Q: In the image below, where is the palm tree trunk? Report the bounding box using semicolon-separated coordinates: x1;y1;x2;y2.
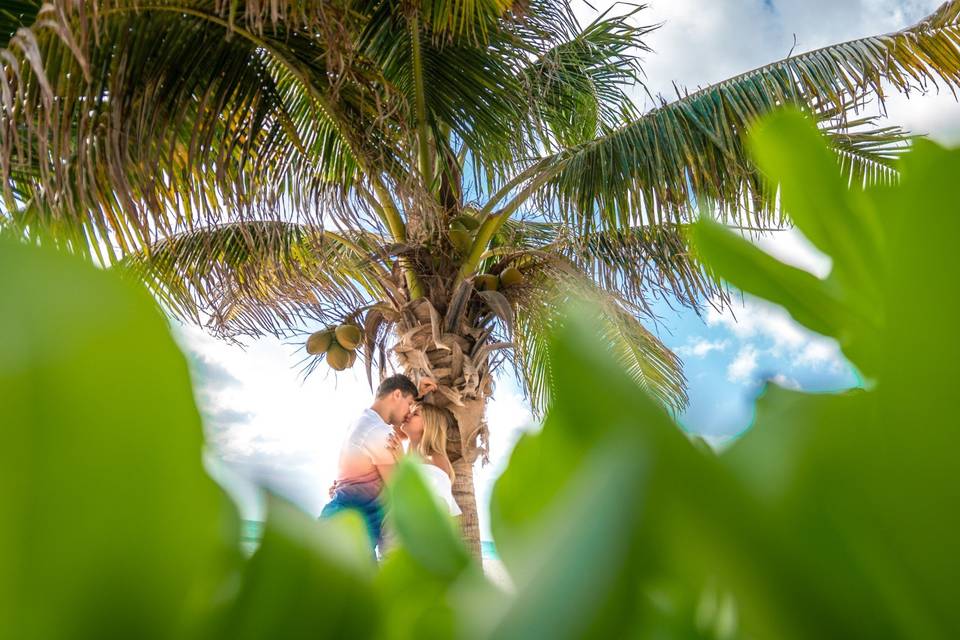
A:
394;298;492;560
451;456;481;559
416;392;487;562
443;396;487;560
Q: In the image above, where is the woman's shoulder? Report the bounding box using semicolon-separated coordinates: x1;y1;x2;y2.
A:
415;459;452;483
426;454;454;480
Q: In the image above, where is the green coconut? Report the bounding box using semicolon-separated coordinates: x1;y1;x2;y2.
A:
449;227;473;254
346;349;358;367
327;343;352;371
499;266;524;288
452;213;481;231
475;273;500;291
306;328;334;355
335;324;363;350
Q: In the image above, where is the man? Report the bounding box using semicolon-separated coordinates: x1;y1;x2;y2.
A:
319;374;435;551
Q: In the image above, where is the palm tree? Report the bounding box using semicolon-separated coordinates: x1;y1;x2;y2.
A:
1;0;958;554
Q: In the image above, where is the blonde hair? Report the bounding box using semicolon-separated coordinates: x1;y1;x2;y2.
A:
414;404;455;481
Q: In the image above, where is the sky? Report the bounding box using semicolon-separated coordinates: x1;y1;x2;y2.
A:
184;0;960;539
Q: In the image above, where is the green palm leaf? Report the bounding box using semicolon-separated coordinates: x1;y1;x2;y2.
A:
0;1;38;48
0;2;407;248
485;219;722;313
526;1;959;231
120;221;392;338
556;224;724;312
519;5;652;148
511;257;687;413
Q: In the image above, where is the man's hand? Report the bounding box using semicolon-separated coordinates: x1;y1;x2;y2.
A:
417;378;438;398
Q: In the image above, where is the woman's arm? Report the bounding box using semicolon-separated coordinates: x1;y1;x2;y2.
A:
434;453;455;482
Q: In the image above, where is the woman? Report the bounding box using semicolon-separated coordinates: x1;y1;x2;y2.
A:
394;403;461;516
376;403;460;558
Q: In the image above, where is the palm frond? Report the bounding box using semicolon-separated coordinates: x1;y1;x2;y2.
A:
519;5;653;148
510;256;687;413
486;219;721;313
491;217;559;250
388;15;530;173
822;116;908;188
0;1;38;48
527;1;960;232
419;0;514;43
556;223;724;312
0;2;406;253
119;220;392;339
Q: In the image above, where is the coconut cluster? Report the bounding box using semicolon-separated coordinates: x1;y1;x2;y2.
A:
475;266;524;291
306;324;362;371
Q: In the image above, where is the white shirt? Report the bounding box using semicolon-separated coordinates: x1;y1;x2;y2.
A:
417;462;462;516
335;408;396;483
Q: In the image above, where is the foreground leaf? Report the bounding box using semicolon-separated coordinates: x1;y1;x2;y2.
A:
0;240;241;639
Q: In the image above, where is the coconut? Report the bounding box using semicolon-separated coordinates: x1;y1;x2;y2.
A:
449;227;473;254
499;266;524;287
306;328;334;354
327;343;352;371
335;324;363;350
475;273;499;291
452;213;481;231
346;349;358;367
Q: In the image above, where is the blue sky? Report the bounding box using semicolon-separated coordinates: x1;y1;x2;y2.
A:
184;0;960;538
654;292;860;442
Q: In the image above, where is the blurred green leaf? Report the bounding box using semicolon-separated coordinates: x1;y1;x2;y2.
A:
376;460;481;640
501;309;853;640
0;240;241;639
214;497;379;640
489;435;645;639
694;109;892;374
376;548;461;640
749;110;884;304
386;459;471;579
710;111;960;637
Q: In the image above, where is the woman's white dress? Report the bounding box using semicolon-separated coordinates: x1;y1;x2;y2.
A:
376;461;461;559
417;462;461;516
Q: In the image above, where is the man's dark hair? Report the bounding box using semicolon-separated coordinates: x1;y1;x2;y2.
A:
376;374;418;399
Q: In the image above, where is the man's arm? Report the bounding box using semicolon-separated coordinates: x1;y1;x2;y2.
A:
369;429;403;484
375;462;396;483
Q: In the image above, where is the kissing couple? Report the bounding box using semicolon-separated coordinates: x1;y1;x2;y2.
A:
319;374;460;556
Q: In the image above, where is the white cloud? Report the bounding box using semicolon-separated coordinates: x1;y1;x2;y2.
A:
792;340;845;372
704;290;851;391
727;345;760;383
706;294;848;375
676;337;731;358
173;323;373;515
706;296;806;350
770;373;802;390
749;228;832;278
